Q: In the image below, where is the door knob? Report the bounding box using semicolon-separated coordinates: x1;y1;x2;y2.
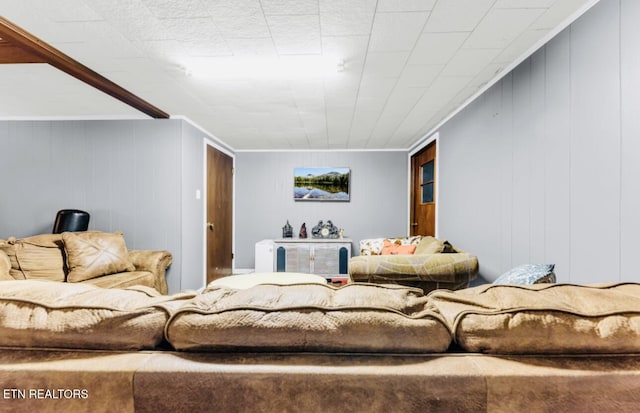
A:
207;222;214;231
411;222;418;226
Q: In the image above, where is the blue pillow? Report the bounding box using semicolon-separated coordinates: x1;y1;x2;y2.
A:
493;264;556;285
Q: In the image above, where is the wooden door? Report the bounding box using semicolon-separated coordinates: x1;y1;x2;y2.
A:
206;144;233;284
410;141;436;236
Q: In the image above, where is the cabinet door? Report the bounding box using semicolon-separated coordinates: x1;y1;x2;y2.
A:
311;244;340;275
284;244;311;273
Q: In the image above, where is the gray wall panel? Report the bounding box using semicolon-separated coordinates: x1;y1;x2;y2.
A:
234;151;408;269
511;61;534;268
543;29;572;282
436;0;631;283
569;0;620;283
620;0;640;281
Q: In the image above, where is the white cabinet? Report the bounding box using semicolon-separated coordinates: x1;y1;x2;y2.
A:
255;238;352;280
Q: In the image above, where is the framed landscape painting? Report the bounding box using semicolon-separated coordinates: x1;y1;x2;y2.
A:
293;167;350;202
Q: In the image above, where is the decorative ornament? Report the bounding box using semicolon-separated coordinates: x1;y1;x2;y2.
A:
312;220;340;239
282;220;293;238
299;223;307;239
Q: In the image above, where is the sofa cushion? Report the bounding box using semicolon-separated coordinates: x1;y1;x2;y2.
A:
429;283;640;354
166;283;451;353
0;251;11;280
413;236;444;254
63;231;135;282
0;234;66;281
80;270;158;290
208;272;327;289
0;280;195;350
493;263;556;285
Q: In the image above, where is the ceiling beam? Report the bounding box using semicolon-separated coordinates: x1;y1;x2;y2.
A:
0;16;169;119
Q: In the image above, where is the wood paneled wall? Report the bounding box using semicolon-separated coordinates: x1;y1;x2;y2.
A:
437;0;639;283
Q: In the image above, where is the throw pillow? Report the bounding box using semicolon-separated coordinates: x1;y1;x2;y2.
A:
0;234;66;281
493;264;556;285
414;236;445;254
381;240;417;255
63;231;135;282
359;238;385;255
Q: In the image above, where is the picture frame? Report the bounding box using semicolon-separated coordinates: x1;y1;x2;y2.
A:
293;167;350;202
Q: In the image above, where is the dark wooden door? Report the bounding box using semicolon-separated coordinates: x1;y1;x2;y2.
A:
206;144;233;284
410;141;436;236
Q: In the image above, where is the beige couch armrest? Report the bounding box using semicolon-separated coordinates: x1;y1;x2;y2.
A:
128;250;172;294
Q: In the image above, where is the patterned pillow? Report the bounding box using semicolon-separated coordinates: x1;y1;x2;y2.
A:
493;264;556;285
359;238;385;256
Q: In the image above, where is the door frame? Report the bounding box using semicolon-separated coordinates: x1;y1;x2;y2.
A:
407;131;440;237
202;138;235;287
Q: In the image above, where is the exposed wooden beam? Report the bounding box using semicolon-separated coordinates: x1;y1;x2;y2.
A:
0;16;169;119
0;43;46;63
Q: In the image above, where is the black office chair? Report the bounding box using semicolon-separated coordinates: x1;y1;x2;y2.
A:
52;209;90;233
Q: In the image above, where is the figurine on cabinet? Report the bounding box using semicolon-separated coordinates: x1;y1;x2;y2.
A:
282;220;293;238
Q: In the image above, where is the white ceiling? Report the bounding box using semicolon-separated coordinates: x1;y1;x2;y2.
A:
0;0;598;150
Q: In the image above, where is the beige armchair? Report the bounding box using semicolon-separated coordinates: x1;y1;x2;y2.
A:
349;236;478;293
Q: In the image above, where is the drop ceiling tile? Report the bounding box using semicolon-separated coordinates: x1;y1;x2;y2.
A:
225;38;278;56
140;0;211;19
141;39;228;65
323;73;362;98
394;75;472;140
530;0;593;30
38;0;104;21
464;8;546;49
325;104;356;143
493;29;547;64
425;0;494;32
494;0;556;8
83;0;162;40
204;0;271;38
369;12;429;52
0;65;138;115
398;64;442;87
267;14;321;54
441;48;502;77
154;18;222;42
320;0;377;36
321;36;369;72
357;77;397;99
181;38;235;57
368;87;425;145
6;18;78;44
362;52;410;78
377;0;437;12
261;0;319;15
51;22;143;60
299;111;327;130
409;32;469;65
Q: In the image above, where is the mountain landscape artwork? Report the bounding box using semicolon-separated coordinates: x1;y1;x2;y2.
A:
294;167;350;202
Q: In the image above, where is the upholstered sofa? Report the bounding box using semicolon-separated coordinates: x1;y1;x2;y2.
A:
0;231;171;294
1;278;640;412
349;236;479;292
